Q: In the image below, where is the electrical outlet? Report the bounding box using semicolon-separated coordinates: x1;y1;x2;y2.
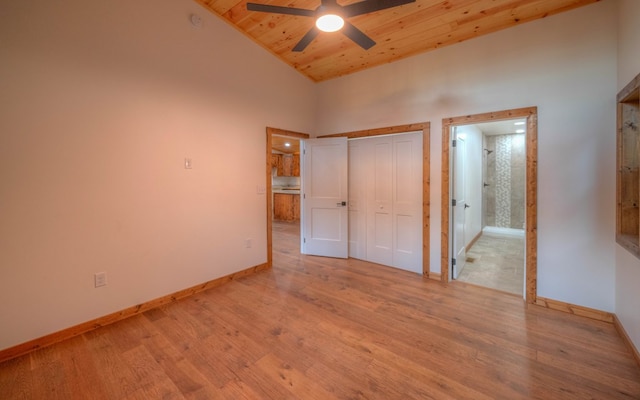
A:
245;238;252;248
95;272;107;288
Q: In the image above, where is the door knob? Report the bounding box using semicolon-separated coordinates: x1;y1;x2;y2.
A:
464;204;470;209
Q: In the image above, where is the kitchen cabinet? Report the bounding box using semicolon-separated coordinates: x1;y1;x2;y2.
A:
272;153;300;177
283;154;300;176
273;193;300;221
291;154;300;176
271;154;281;170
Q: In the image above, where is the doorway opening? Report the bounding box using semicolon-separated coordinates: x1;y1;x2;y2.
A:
441;107;538;303
450;120;527;295
266;128;309;268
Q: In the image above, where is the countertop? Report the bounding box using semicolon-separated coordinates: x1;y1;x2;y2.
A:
272;186;300;195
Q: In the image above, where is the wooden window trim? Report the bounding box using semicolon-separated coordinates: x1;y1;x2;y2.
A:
617;73;640;259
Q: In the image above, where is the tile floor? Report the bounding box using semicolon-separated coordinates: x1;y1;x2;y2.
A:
456;233;525;295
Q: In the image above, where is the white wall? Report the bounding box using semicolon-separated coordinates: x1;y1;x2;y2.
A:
615;0;640;352
316;1;618;312
0;0;315;350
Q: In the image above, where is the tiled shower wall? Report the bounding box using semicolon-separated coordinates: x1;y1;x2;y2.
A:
484;134;525;229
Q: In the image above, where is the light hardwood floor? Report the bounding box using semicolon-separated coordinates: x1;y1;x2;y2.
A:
1;221;639;399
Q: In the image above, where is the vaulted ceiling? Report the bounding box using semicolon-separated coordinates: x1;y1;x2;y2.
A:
195;0;600;82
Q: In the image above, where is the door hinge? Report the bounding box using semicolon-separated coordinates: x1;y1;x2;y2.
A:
452;199;457;207
452;258;456;266
452;139;457;147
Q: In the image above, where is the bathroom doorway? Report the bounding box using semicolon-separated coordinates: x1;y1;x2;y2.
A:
453;120;527;295
441;107;538;303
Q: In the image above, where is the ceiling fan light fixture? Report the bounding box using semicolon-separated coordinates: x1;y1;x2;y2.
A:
316;14;344;32
246;0;416;51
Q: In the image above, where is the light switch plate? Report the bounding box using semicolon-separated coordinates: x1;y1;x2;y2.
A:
95;272;107;288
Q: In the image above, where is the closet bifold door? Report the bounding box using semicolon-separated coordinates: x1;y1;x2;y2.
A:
391;133;423;272
366;136;394;266
348;132;423;273
348;141;368;260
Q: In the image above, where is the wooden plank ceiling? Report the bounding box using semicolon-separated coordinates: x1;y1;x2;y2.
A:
272;135;300;153
195;0;600;82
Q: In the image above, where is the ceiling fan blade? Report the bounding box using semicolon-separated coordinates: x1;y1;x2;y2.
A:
342;0;415;18
293;27;320;52
342;22;375;50
246;3;315;17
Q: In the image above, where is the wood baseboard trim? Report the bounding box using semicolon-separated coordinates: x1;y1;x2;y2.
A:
0;263;269;364
613;314;640;368
427;272;441;281
534;296;614;323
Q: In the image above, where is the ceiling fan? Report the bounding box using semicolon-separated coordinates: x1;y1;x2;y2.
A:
246;0;416;52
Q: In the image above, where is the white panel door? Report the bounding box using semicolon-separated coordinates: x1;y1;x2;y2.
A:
392;132;423;272
348;141;367;259
301;137;348;258
366;137;393;266
452;133;467;279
